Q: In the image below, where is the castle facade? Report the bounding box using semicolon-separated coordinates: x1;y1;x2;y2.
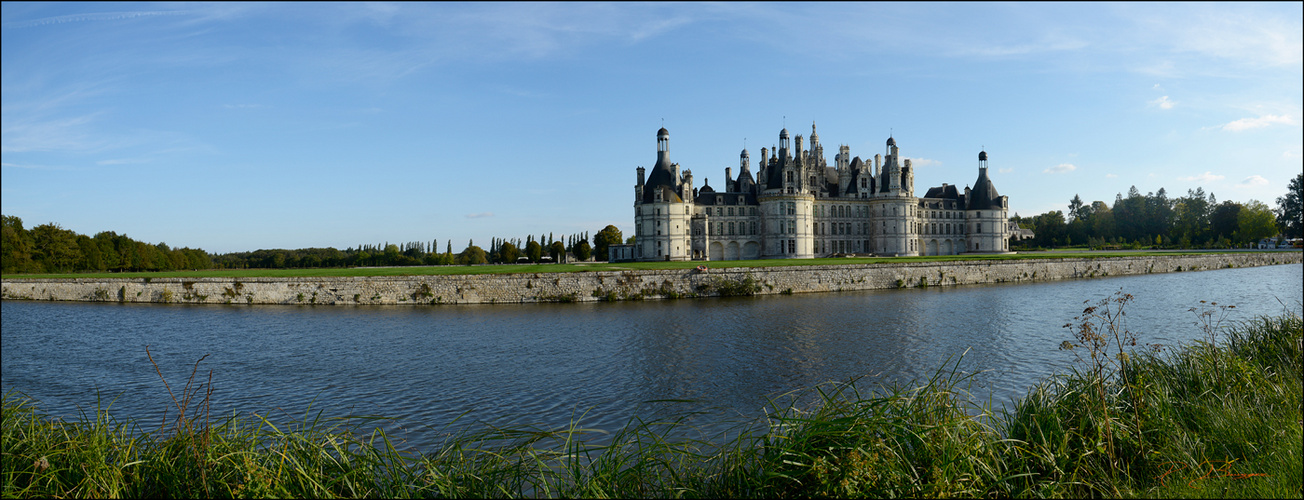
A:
632;124;1011;261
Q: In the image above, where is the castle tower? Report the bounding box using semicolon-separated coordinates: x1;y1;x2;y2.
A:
886;136;902;194
964;149;1011;254
759;126;814;259
868;136;918;256
633;127;693;261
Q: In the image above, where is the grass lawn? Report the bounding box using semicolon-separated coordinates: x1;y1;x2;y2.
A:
1;250;1259;280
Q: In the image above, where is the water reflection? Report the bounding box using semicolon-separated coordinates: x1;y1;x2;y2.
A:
3;263;1300;450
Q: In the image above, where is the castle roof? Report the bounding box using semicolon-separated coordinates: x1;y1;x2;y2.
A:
923;184;961;199
643;128;680;203
966;169;1002;210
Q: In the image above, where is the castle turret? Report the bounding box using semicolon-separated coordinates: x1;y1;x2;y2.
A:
964;149;1010;254
635;127;693;261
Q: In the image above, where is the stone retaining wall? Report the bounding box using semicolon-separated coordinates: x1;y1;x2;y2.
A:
3;252;1299;306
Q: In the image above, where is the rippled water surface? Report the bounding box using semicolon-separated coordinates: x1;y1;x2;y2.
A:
3;263;1300;450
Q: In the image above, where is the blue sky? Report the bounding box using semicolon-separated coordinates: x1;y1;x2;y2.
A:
3;2;1300;254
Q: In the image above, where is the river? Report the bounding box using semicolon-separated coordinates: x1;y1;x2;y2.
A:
3;263;1300;450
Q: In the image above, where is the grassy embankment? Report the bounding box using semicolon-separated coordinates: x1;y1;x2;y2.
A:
1;250;1258;280
3;300;1300;498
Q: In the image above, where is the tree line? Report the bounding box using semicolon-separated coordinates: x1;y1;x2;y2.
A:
2;216;212;274
2;216;631;274
1012;173;1303;249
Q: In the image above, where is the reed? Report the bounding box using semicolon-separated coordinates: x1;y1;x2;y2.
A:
3;309;1300;498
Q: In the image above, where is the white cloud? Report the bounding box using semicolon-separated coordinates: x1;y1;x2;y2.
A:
1177;171;1225;183
906;157;939;167
1236;175;1269;187
1105;173;1118;178
998;168;1014;174
1148;95;1175;109
1220;114;1298;131
466;212;494;219
1044;163;1076;174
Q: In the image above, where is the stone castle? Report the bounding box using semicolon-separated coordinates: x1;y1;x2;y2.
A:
630;124;1011;261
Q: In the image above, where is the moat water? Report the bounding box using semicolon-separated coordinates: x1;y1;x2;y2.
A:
3;263;1301;451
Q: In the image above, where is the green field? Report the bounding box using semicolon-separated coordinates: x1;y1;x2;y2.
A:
0;250;1250;280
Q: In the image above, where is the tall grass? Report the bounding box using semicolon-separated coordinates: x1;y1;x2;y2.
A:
4;308;1301;498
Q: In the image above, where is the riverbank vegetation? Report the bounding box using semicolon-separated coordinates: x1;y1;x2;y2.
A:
4;302;1300;498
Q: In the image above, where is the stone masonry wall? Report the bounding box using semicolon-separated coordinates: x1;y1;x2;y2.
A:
3;252;1299;306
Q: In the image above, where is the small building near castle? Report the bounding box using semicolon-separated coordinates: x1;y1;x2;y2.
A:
631;124;1011;261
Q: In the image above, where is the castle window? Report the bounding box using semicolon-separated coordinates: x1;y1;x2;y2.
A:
727;207;735;216
789;221;796;233
749;207;757;216
751;222;756;234
786;172;793;182
656;209;661;215
787;203;796;215
716;207;722;216
728;222;735;235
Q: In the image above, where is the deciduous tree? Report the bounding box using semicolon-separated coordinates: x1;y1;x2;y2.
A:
1277;173;1303;238
593;225;623;261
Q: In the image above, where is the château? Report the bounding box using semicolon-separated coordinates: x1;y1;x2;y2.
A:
629;124;1012;261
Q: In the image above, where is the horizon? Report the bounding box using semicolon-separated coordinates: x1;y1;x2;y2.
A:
3;2;1301;254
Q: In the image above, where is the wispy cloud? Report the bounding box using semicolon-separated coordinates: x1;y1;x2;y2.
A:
1149;95;1176;109
998;168;1014;174
1;161;71;170
1220;114;1298;131
466;212;494;219
0;113;104;153
1129;4;1303;69
1044;163;1076;174
906;157;939;167
1178;171;1225;183
1;10;189;29
95;158;147;166
1105;173;1118;178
